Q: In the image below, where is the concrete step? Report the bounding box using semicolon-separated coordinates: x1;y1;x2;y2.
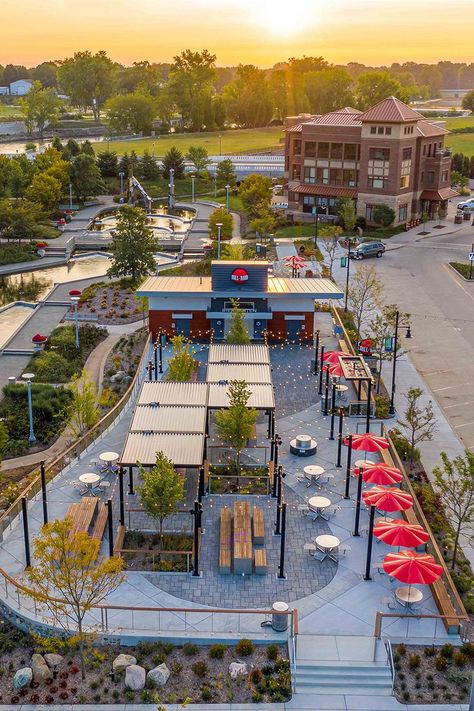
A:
293;684;393;696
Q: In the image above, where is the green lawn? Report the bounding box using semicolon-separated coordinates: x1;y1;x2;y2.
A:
214;194;245;211
0;104;22;119
445;134;474;155
444;116;474;130
93;127;284;157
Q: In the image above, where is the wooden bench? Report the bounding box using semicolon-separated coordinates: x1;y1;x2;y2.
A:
219;507;231;574
65;503;79;521
70;497;98;536
254;548;267;575
252;506;265;546
91;504;109;542
233;501;252;574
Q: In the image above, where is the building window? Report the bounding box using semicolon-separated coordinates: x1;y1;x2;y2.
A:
426;171;435;185
330;142;343;159
403;148;412;161
329;168;343;185
304;166;316;183
370;126;377;134
317;142;329;158
421;171;424;182
316;167;329;184
368;177;388;189
291;166;300;180
305;141;316;158
378;126;384;134
303;195;315;207
293;139;301;155
369;147;390;161
344;143;357;160
423;145;426;155
400;175;410;189
385;127;392;135
442;170;448;181
343;169;357;187
399;204;408;222
404;126;414;135
366;205;374;221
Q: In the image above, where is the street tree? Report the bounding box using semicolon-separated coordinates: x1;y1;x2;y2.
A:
186;146;210;174
461;90;474;115
367;305;410;393
96;150;119;177
433;450;474;569
239;174;272;219
226;299;250;344
337;197;357;232
104;92;156;134
137;451;185;542
162;146;185;179
108;205;157;285
355;71;410;109
70;154;105;202
209;206;233;241
398;387;437;464
348;265;384;339
24;518;124;678
166;335;195;381
216;158;236;188
68;370;100;436
21;81;60;139
322;233;341;278
25;172;62;212
373;204;395;228
215;380;257;472
58;50;117;119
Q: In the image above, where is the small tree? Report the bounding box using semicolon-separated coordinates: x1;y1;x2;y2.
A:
419;211;430;233
336;197;357;232
24;519;124;678
226;299;250;344
162;146;185;179
137;451;185;541
108;205;157;285
186;146;210;174
367;305;410;393
215;380;257;471
322;233;340;278
433;450;474;569
398;387;437;464
166;335;195;381
0;420;8;466
216;158;236;188
348;265;384;340
68;370;100;436
139;150;160;180
209;206;233;241
70;154;105;202
373;204;395;228
96;150;119;178
462;90;474;115
25;173;62;212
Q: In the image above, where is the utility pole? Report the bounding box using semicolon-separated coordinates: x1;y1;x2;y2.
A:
389;311;399;415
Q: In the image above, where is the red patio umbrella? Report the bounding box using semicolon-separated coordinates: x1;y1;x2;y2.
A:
360;462;403;485
362;486;413;512
382;550;442;585
344;433;389;453
31;333;48;343
69;289;82;296
322;350;345;364
323;362;344;378
373;519;429;548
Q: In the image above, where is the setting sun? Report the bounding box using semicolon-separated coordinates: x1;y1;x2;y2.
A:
252;0;317;36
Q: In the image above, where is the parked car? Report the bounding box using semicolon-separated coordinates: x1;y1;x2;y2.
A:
458;197;474;211
349;241;385;259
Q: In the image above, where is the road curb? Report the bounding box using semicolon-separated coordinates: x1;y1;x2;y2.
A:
446;262;474;282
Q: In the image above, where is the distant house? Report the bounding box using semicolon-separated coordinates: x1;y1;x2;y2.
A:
0;87;8;96
9;80;33;96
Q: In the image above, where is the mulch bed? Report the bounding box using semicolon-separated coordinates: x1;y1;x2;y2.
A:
78;284;145;325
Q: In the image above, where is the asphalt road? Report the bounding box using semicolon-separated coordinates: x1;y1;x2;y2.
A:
360;216;474;451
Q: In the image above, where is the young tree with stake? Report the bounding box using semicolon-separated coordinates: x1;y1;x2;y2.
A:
348;265;384;340
137;451;185;543
226;299;250;344
398;387;437;464
215;380;257;472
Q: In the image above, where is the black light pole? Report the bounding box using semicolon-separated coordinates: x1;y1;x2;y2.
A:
323;366;330;416
40;460;48;525
366;378;373;433
389;310;399;415
470;243;474;281
336;408;344;467
318;346;326;395
329;380;337;440
344;238;352;312
118;467;125;526
364;505;376;581
313;329;320;375
278;503;287;579
158;332;164;374
272;435;281;497
353;466;364;537
344;433;353;499
147;361;154;381
153;341;158;380
106;498;114;557
275;465;283;534
192;500;201;577
313;207;318;249
21;497;31;569
128;466;135;495
198;467;205;502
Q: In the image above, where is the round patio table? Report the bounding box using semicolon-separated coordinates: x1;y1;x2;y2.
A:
99;451;119;464
308;496;331;520
304;465;325;479
79;472;100;494
315;534;341;562
395;586;423;607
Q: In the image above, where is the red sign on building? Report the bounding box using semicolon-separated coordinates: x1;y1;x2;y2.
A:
231;268;249;283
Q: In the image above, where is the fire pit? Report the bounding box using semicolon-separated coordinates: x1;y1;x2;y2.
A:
290;434;317;457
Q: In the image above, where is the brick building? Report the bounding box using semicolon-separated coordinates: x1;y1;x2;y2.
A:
285;96;457;226
137;261;343;342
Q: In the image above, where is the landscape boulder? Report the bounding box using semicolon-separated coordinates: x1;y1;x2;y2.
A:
147;663;170;687
44;653;64;669
13;667;32;689
125;664;146;690
229;661;248;679
31;653;51;682
113;653;137;672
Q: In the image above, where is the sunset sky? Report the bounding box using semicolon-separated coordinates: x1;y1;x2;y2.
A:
1;0;472;67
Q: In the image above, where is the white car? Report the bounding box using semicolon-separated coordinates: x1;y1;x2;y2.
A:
458;197;474;211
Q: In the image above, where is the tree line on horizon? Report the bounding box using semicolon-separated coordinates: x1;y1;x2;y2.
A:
2;52;474;135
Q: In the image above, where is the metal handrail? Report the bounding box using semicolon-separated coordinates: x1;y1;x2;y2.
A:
383;636;395;693
374;611;469;640
290;608;298;693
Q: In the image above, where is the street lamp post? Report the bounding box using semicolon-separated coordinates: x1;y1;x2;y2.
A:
214;173;217;197
225;184;230;212
69;183;73;210
344;237;352;312
168;168;175;211
22;373;36;444
389;311;412;415
313;206;318;249
219;134;222;156
191;174;195;203
70;296;80;349
216;222;223;259
119;171;125;195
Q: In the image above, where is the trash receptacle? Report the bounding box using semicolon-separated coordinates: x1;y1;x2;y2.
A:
272;602;289;632
464;211;471;221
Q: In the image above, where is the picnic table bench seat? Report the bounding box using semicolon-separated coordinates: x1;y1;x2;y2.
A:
219;507;231;574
